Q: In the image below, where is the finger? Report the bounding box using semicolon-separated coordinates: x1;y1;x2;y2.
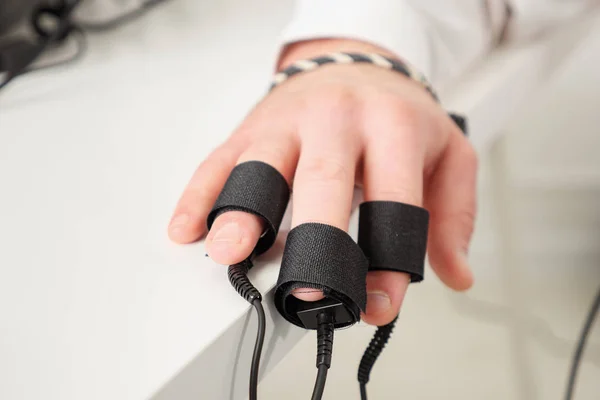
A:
291;108;362;302
425;130;477;291
360;114;425;326
205;135;299;265
169;143;242;244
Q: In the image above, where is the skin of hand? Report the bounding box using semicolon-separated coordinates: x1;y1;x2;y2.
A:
168;39;477;327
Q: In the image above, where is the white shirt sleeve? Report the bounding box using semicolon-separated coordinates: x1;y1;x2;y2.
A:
279;0;598;87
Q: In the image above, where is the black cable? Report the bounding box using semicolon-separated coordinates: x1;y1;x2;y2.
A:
311;311;335;400
228;258;265;400
250;299;266;400
564;285;600;400
357;315;398;400
353;286;598;400
359;382;368;400
311;365;329;400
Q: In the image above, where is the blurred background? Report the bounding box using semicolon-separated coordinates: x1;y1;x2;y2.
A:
1;1;598;399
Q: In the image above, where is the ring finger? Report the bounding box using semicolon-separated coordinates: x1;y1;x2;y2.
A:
361;117;425;326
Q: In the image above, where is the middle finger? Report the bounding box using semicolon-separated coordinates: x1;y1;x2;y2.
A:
291;108;362;301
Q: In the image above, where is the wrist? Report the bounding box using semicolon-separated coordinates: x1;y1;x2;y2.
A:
277;38;400;70
274;39;439;103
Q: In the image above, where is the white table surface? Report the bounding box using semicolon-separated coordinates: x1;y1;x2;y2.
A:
0;1;597;399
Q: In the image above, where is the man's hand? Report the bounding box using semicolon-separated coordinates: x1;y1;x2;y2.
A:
168;39;477;326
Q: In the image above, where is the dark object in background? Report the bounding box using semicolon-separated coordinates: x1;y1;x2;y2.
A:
0;0;80;90
0;0;168;91
0;0;40;35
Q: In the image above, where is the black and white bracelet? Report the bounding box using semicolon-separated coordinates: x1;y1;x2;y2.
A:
269;52;439;101
269;52;467;133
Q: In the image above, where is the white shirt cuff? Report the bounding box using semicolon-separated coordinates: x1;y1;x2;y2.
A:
278;0;435;83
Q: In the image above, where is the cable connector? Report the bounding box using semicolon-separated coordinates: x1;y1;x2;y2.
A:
228;258;261;303
311;310;335;400
295;297;354;330
296;300;342;400
316;312;334;370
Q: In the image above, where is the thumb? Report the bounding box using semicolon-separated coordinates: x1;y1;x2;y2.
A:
425;129;478;291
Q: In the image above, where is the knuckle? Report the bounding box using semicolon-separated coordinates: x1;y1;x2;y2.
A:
452;208;477;232
364;96;428;144
301;156;349;184
243;147;280;165
243;136;296;163
201;144;238;169
308;85;359;117
232;122;261;142
196;155;218;173
233;110;279;142
371;94;421;128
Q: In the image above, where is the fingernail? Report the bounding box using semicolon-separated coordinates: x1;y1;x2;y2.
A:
366;291;391;315
292;288;325;302
169;214;190;234
211;222;243;244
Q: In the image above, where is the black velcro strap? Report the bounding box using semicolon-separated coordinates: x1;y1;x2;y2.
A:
207;161;290;256
358;201;429;282
274;223;369;329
